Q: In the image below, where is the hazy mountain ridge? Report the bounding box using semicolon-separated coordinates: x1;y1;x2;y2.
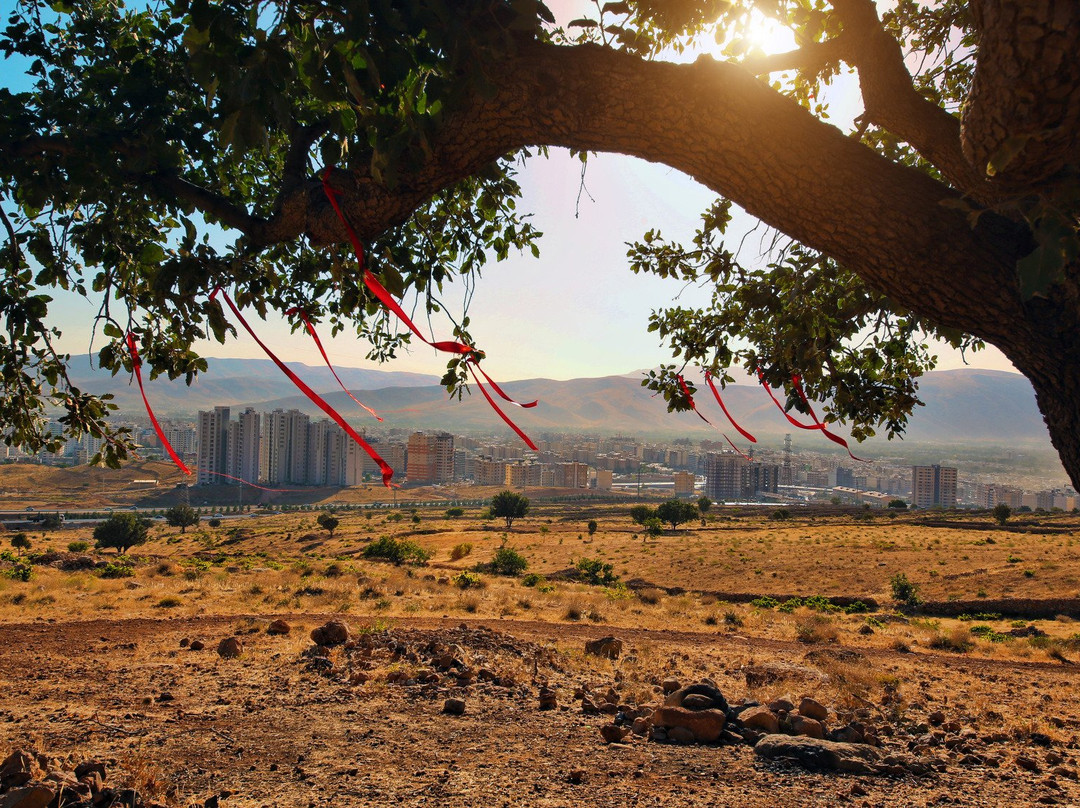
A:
82;356;1050;446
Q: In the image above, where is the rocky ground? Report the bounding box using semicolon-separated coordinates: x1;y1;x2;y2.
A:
0;615;1078;807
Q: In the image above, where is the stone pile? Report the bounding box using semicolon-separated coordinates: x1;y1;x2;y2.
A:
0;748;165;808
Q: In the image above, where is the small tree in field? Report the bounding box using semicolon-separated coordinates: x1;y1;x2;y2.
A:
587;520;598;539
93;513;149;555
317;512;340;538
697;496;712;515
490;491;529;529
629;505;655;525
656;499;699;533
993;503;1012;526
164;505;199;534
10;533;31;556
40;512;63;533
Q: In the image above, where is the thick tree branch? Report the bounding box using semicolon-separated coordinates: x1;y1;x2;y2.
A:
741;36;848;76
148;173;266;236
829;0;995;201
963;0;1080;190
254;41;1033;356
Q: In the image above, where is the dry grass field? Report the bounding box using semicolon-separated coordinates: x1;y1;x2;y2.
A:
1;497;1079;806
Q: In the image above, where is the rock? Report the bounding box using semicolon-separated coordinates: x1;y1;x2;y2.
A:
581;696;600;715
1017;756;1042;773
768;698;796;713
788;714;825;739
567;769;586;785
216;637;243;659
682;694;714;711
664;683;728;712
584;636;623;659
189;640;206;651
632;717;651;736
539;686;557;711
652;706;727;743
0;783;56;808
442;698;466;716
928;711;945;726
739;706;780;734
600;724;631;744
661;677;681;694
858;624;874;635
0;750;40;790
754;734;883;774
831;724;866;744
179;638;190;648
798;697;829;722
667;726;696;745
267;619;291;636
310;619;350;647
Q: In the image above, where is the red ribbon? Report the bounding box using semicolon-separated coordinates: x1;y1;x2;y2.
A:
677;374;751;460
469;363;538;450
212;287;396;487
757;367;866;462
286;307;383;422
791;374;866;462
203;470;297;492
320;167;538;432
704;372;757;443
126;333;192;475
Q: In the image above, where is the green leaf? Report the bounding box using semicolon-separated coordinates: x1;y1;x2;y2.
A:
985;134;1031;177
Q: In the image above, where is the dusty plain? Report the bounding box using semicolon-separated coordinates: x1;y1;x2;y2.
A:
1;469;1079;807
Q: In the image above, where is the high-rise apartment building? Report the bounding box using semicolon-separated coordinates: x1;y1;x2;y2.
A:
262;409;310;484
911;465;957;509
196;406;230;485
406;432;454;484
226;408;261;485
704;453;780;501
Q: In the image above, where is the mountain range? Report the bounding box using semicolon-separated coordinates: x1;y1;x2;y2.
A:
65;354;1050;447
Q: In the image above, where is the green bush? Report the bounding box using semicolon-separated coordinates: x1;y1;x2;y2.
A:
889;572;921;606
4;564;33;582
362;536;431;565
156;596;183;608
449;542;473;561
67;541;90;553
750;596;779;609
445;507;465;518
521;572;545;587
574;557;618;586
770;508;791;521
99;562;135;579
489;546;528;576
454;570;483;589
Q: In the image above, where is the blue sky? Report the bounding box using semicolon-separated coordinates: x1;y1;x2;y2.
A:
2;0;1017;384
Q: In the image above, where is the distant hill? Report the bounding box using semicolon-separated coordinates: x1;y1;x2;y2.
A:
64;354;440;415
75;355;1048;446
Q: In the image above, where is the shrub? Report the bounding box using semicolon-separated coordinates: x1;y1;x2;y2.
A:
454;570;483;589
887;499;908;509
445;507;465;518
643;517;664;538
449;542;474;561
890;572;921;606
574;557;618;586
770;508;791;521
992;503;1011;525
521;573;544;587
4;564;33;582
207;518;221;528
637;587;664;605
156;596;182;608
362;536;432;565
750;596;780;609
794;614;838;644
99;562;135;579
778;597;802;613
489;546;528;576
67;540;90;553
929;627;974;652
843;600;871;614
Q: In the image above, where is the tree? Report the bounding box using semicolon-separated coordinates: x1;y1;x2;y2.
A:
587;519;598;538
697;496;712;515
656;499;699;532
490;490;530;529
629;505;656;526
317;512;340;538
164;504;199;534
10;533;30;555
992;502;1012;526
4;2;1080;489
887;499;908;510
93;512;149;554
40;512;63;532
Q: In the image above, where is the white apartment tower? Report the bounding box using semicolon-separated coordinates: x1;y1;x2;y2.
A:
227;408;261;485
196;406;230;485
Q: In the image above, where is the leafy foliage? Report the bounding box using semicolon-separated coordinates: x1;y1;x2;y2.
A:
485;545;528;576
992;503;1011;526
165;504;199;534
490;490;529;528
316;512;340;537
362;535;431;565
93;512;149;554
655;499;698;531
574;556;618;586
628;504;655;525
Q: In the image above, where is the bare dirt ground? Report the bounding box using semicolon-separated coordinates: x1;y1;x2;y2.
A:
1;613;1078;807
2;506;1080;806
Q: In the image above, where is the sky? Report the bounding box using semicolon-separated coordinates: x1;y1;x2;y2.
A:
3;0;1018;385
